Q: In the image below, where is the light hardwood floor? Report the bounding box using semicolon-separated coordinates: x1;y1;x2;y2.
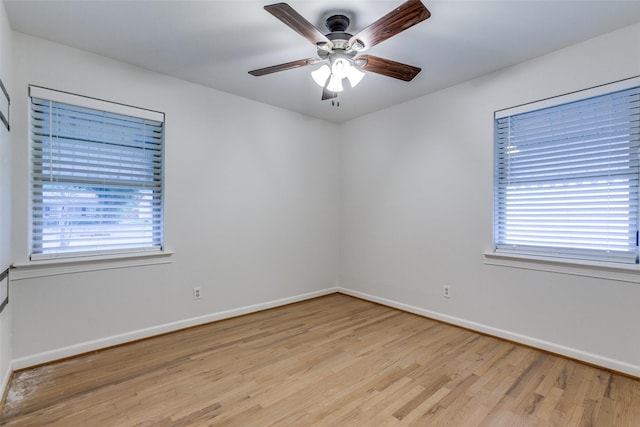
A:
1;293;639;426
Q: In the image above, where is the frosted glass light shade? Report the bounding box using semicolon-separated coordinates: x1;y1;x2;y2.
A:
346;67;365;87
331;57;350;79
326;74;344;92
311;65;331;87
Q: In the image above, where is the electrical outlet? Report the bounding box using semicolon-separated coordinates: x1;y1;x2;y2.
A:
443;285;451;298
193;287;201;300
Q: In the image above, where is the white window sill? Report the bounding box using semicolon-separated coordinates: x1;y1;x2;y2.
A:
483;251;640;283
10;250;174;280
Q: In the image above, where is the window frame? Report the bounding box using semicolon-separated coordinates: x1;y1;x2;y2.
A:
28;86;166;261
492;76;640;265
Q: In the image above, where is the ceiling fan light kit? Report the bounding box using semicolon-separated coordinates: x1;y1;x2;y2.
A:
311;55;366;92
248;0;431;101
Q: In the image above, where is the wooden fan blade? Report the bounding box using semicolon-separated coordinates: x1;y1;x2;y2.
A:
322;86;338;101
265;3;333;48
349;0;430;50
358;55;421;81
249;58;318;76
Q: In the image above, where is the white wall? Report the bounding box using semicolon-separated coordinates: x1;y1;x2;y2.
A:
10;32;340;366
339;23;640;376
7;19;640;378
0;0;12;396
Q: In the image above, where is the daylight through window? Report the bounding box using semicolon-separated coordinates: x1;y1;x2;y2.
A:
494;77;640;264
30;86;164;259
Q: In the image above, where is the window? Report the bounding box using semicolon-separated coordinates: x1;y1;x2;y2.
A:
494;77;640;264
30;86;164;259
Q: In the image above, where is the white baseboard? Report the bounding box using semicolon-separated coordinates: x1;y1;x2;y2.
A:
0;360;12;402
12;286;639;378
12;287;339;370
337;287;640;378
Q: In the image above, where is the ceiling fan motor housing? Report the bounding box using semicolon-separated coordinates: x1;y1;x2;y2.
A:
325;14;350;32
326;14;356;50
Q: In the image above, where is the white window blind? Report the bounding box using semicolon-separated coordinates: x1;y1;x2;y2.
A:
30;87;164;259
494;79;640;264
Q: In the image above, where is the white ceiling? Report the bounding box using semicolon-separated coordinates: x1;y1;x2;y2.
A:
5;0;640;123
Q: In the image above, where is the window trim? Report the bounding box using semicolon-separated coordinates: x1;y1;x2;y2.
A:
28;85;166;261
11;249;174;280
495;76;640;119
29;86;164;122
483;251;640;284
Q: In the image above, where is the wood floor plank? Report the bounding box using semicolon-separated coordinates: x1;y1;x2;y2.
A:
1;293;639;426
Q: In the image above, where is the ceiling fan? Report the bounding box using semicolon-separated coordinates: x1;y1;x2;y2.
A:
248;0;431;100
